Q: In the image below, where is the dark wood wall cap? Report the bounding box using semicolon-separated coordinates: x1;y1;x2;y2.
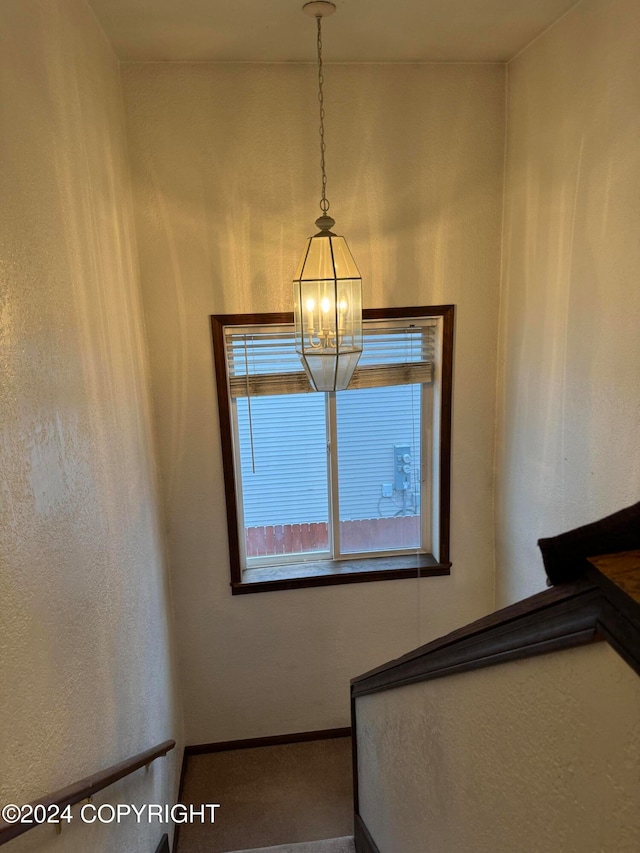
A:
351;580;602;696
352;556;640;696
538;501;640;585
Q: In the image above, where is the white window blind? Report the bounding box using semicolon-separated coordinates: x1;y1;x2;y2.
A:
226;320;435;398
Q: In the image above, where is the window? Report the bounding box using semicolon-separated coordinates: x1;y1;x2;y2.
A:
212;306;453;593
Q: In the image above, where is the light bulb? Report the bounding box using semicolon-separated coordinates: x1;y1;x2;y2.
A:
321;297;331;313
338;299;348;313
305;298;316;312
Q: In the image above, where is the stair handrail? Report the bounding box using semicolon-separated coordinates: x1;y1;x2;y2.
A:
0;739;176;846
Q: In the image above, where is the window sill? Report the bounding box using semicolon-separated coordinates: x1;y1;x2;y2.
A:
231;553;451;595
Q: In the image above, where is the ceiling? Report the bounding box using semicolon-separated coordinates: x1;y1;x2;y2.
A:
88;0;579;63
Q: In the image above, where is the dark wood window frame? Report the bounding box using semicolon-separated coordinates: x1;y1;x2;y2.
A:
211;305;454;594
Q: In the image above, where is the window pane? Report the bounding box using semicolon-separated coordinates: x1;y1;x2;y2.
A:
237;393;330;560
336;385;421;554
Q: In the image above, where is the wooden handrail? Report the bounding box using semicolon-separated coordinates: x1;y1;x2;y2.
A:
0;739;175;846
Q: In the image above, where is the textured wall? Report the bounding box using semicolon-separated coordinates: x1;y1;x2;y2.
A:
0;2;182;850
495;0;640;605
121;62;505;742
357;642;640;853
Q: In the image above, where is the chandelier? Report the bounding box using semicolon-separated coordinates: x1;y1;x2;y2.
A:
293;1;363;392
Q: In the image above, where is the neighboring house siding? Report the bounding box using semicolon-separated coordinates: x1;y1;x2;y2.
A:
237;384;421;527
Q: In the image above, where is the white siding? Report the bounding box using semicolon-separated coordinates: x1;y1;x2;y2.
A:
238;385;423;527
237;393;329;526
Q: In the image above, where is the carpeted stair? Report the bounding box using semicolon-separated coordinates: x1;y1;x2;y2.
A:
224;837;355;853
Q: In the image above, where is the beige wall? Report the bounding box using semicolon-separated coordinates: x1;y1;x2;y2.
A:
357;641;640;852
495;0;640;605
0;2;182;850
121;62;505;743
3;0;638;841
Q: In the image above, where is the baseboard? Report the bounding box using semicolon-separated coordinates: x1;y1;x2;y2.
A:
172;745;188;853
354;813;381;853
155;833;170;853
185;726;351;756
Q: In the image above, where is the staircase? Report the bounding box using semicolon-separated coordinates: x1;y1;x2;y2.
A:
176;733;353;853
225;839;355;853
180;512;640;853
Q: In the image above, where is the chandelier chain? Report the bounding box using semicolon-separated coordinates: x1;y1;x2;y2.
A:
316;15;330;215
